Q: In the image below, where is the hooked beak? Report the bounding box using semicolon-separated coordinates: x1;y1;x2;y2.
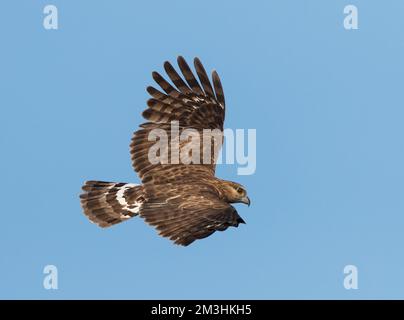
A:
240;196;250;207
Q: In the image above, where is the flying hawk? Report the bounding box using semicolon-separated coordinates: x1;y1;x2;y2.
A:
80;56;250;246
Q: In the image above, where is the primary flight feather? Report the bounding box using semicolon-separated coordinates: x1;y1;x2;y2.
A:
80;56;250;246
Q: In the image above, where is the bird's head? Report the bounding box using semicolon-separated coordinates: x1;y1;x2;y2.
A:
221;181;250;206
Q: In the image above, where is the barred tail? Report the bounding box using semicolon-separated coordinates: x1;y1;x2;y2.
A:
80;181;145;228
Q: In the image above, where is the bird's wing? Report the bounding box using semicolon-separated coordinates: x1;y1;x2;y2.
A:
140;181;245;246
130;56;226;182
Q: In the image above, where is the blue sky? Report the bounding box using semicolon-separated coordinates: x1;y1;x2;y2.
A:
1;0;404;299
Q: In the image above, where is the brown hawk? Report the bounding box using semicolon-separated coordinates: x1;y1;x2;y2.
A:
80;56;250;246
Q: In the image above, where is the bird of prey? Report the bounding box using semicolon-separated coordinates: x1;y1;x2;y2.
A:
80;56;250;246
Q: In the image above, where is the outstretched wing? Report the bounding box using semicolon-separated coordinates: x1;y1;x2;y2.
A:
140;180;245;246
129;57;240;246
130;56;226;182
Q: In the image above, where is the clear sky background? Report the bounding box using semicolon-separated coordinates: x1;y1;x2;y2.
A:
1;0;404;299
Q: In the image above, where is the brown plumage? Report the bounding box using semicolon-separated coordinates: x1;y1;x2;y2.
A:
80;56;250;246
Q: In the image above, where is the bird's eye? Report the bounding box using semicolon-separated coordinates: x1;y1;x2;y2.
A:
236;187;244;194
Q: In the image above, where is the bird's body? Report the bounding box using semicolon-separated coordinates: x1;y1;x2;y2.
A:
80;56;250;246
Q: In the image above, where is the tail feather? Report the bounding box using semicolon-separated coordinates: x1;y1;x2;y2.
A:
80;181;145;228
